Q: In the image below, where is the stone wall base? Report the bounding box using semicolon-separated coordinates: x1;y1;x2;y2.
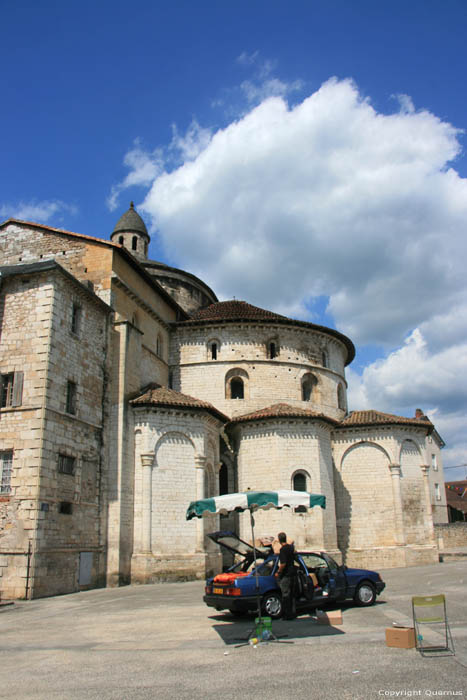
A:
342;544;438;570
131;551;223;584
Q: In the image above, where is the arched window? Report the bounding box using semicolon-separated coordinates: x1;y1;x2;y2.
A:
293;472;307;491
322;351;328;368
231;378;244;399
211;342;217;360
225;368;249;399
268;342;277;359
301;373;317;402
337;383;346;411
132;235;138;251
118;235;124;245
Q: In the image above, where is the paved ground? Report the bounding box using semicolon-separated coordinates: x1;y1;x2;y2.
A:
0;560;466;700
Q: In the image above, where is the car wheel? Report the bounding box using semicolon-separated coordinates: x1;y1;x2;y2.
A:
354;581;376;606
262;591;282;619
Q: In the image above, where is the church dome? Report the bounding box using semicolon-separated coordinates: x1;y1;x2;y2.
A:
112;202;149;239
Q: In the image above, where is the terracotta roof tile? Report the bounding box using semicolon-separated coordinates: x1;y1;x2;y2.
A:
228;403;339;426
130;385;228;423
190;300;287;322
337;410;433;431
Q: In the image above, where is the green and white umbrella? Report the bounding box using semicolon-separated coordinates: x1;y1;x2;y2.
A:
186;489;326;520
186;489;326;624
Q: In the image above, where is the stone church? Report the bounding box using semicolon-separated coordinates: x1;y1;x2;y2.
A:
0;204;447;599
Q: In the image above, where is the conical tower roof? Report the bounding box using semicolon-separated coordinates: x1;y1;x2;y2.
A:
112;202;149;238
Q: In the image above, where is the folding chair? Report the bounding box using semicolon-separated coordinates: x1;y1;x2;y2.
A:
411;594;455;656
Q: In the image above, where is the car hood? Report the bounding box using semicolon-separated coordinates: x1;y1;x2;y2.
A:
207;530;270;559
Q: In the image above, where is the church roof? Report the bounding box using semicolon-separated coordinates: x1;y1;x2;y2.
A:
180;300;356;365
337;410;433;431
130;384;228;423
112;202;149;238
227;403;339;426
191;300;287;322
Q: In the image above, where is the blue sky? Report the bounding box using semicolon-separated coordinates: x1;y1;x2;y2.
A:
2;0;467;479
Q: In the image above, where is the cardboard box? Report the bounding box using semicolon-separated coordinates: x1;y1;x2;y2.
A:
317;609;343;625
385;627;416;649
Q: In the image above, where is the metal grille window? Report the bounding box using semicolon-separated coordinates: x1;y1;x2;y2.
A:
66;381;77;415
0;451;13;494
58;454;76;475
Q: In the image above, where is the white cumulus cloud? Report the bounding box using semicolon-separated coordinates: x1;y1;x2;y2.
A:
114;76;467;471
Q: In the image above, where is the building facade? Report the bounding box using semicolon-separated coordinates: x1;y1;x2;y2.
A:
0;205;448;598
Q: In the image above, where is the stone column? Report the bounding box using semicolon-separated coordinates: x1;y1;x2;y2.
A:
141;453;155;553
389;464;406;546
421;464;436;543
195;456;206;552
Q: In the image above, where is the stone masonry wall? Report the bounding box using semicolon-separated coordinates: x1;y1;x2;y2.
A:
131;408;222;582
229;419;337;553
171;323;348;420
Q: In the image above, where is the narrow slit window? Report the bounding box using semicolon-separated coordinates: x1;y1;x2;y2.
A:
66;381;77;415
71;303;82;335
211;343;217;360
132;236;138;251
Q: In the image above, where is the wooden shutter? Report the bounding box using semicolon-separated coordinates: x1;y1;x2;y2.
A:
12;371;23;407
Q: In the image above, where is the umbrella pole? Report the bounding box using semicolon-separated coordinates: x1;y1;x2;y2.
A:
249;508;262;623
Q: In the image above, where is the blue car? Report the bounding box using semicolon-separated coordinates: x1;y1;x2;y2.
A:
204;531;386;619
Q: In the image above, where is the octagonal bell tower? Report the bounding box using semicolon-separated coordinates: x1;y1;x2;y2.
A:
111;202;150;262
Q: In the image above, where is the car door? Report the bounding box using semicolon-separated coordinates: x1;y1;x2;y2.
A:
321;553;347;599
295;555;315;603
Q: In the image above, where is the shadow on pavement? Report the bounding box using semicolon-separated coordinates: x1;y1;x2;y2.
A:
209;613;346;645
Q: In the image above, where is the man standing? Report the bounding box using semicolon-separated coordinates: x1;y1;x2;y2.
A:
275;531;296;620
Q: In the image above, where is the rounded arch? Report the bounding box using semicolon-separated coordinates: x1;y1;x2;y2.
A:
399;439;422;478
207;337;221;361
301;372;318;402
225;367;249;399
291;468;311;492
153;430;196;461
337;441;393;551
340;440;392;469
266;337;279;359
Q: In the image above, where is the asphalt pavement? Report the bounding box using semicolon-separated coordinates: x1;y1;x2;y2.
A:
0;560;466;700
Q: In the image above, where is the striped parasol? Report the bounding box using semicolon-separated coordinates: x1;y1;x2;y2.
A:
186;489;326;520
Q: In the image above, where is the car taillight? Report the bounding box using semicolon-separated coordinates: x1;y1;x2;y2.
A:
226;587;241;596
205;585;212;594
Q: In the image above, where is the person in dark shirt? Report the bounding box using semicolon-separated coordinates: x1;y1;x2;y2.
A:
274;531;296;619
